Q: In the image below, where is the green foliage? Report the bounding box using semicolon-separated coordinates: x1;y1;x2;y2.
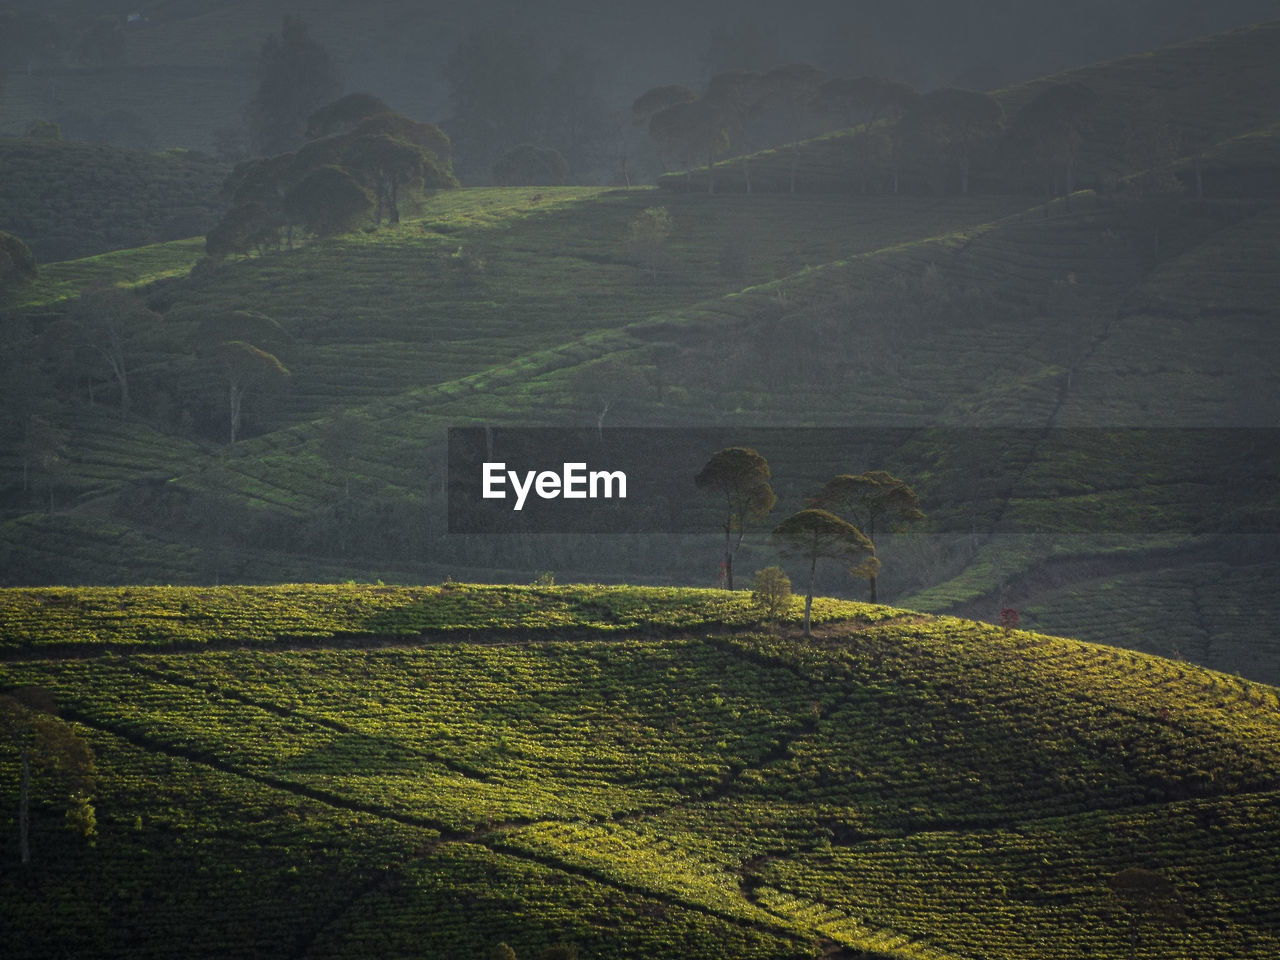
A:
0;231;37;286
0;137;224;262
283;165;375;237
750;566;792;629
0;586;1276;957
305;92;392;139
696;447;776;590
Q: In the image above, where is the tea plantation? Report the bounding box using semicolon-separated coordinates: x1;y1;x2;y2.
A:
2;584;1277;959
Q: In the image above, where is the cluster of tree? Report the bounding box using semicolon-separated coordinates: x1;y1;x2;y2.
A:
209;93;457;258
633;60;1116;199
695;447;923;635
0;289;297;522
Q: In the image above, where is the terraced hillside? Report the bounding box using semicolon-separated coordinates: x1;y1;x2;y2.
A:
0;137;225;261
4;23;1280;686
1;585;1277;959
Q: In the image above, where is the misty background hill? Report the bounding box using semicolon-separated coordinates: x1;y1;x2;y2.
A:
2;6;1280;686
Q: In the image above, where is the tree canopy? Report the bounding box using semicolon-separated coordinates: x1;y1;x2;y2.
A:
695;447;776;590
806;470;923;602
771;508;875;636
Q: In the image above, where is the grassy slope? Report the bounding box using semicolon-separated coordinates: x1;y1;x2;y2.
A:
3;25;1280;681
0;137;225;262
0;585;1277;959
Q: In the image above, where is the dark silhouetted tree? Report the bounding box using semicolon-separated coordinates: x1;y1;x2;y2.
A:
213;341;289;445
649;99;729;192
283;165;374;237
626;206;672;282
206;201;284;259
24;415;67;515
760;63;829;193
343;135;431;224
0;231;37;287
2;687;96;866
195;312;291;444
903;88;1004;195
806;470;924;603
705;70;766;192
248;16;343;156
305;93;391;139
772;509;874;636
1009;82;1098;198
62;285;163;419
632;84;697;130
696;447;776;590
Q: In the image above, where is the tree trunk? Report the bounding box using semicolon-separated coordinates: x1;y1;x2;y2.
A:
804;555;816;636
19;743;30;866
389;178;401;224
229;381;242;445
868;574;878;604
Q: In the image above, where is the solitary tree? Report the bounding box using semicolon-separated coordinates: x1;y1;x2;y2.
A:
751;565;793;631
51;284;161;421
771;509;874;636
195;312;292;444
1;687;96;867
23;415;67;515
1109;867;1184;960
806;470;924;602
213;341;290;445
695;447;776;590
626;206;672;282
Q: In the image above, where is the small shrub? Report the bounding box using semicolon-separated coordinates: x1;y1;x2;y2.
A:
751;566;792;630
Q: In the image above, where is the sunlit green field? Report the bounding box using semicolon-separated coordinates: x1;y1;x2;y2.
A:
2;585;1277;959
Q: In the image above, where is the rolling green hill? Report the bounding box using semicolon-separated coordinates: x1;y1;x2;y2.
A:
0;136;225;262
3;21;1280;688
1;585;1277;959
